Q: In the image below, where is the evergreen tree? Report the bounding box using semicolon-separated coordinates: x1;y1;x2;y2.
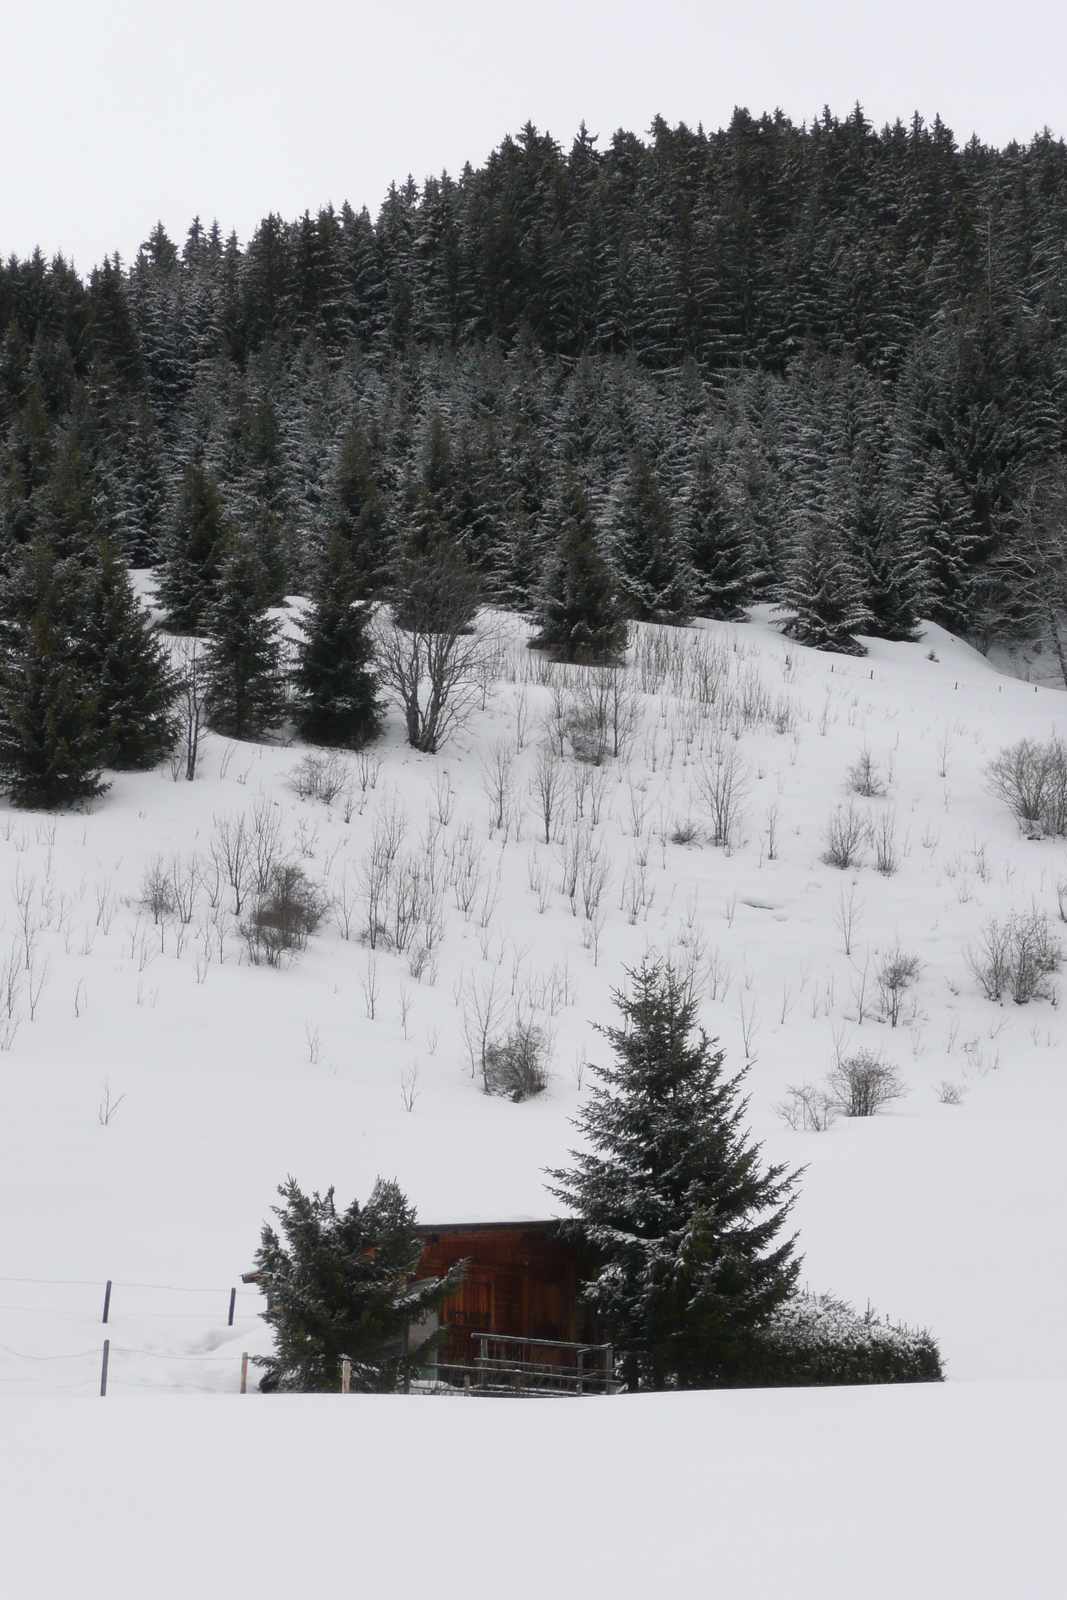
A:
614;445;692;624
330;423;389;596
687;446;754;619
157;460;228;634
534;474;627;661
247;502;289;609
0;543;107;808
849;453;925;641
254;1176;465;1393
548;960;800;1391
202;536;286;740
78;539;178;769
780;518;873;655
901;459;982;634
293;536;382;748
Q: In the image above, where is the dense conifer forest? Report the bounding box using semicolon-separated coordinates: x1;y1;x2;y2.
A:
4;105;1067;669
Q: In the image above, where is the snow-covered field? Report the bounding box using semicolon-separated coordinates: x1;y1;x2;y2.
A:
2;603;1065;1595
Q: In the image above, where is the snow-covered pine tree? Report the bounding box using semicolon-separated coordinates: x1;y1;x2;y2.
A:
293;534;382;748
330;422;389;597
533;472;627;662
78;538;178;769
0;542;107;808
687;444;754;619
202;535;286;741
157;460;229;634
780;517;873;655
900;457;982;635
613;445;692;624
848;450;926;641
254;1176;466;1392
548;960;801;1391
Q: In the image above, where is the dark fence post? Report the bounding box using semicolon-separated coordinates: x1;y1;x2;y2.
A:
228;1287;236;1326
100;1339;110;1396
102;1280;112;1324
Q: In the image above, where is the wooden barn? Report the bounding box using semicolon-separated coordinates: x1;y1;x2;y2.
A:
414;1220;617;1394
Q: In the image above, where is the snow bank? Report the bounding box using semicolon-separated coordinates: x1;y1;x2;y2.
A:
2;1383;1064;1599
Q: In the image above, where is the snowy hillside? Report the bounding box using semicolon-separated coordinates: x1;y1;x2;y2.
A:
2;605;1065;1398
4;604;1067;1596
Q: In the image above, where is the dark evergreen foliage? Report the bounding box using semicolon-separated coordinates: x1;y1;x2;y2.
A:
293;536;382;748
781;520;873;656
157;461;228;634
202;536;286;740
0;543;107;807
533;474;627;661
614;446;691;625
548;960;801;1391
78;539;178;769
254;1176;466;1393
687;446;754;620
5;106;1067;657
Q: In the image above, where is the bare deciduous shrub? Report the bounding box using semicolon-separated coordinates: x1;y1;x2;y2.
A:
822;799;867;869
771;695;798;735
694;734;749;849
966;909;1063;1004
986;736;1067;837
827;1048;906;1117
479;740;515;832
483;1014;552;1100
375;544;488;754
566;682;609;765
848;749;887;797
776;1083;838;1131
241;864;328;967
936;1081;966;1105
529;746;563;845
250;791;285;895
877;945;920;1026
212;810;252;915
290;752;349;805
140;857;175;923
872;809;899;875
172;638;205;782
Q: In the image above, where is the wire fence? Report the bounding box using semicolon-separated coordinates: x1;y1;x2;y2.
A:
0;1270;264;1394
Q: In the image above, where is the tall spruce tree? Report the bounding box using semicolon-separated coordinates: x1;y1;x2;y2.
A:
157;460;228;634
534;473;627;662
254;1176;466;1393
901;459;982;635
78;540;177;768
0;542;107;807
202;535;286;740
293;535;382;748
780;518;873;655
331;423;389;595
548;960;800;1391
687;446;754;619
614;446;692;624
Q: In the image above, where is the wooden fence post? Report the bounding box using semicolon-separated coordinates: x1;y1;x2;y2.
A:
228;1288;236;1326
102;1280;112;1324
100;1339;110;1396
240;1353;248;1394
341;1357;351;1394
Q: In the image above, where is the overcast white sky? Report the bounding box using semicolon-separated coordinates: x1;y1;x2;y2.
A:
2;0;1065;273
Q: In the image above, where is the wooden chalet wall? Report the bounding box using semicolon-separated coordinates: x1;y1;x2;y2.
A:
416;1222;592;1366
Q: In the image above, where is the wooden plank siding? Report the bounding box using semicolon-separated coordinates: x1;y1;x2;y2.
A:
416;1222;593;1367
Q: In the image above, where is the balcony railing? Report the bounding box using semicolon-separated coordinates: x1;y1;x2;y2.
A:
420;1332;622;1396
